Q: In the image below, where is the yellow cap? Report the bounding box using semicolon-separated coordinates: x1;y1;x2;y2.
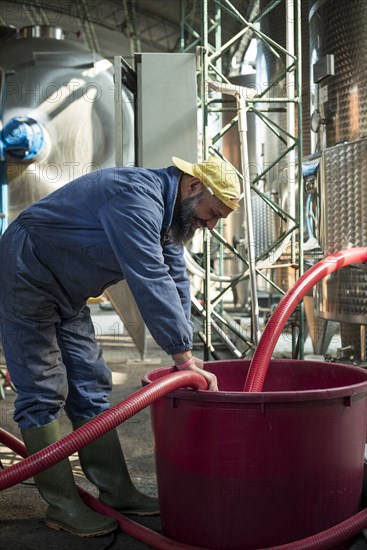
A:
172;155;241;210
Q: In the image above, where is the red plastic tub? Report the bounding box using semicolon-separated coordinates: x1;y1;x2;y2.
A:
143;359;367;549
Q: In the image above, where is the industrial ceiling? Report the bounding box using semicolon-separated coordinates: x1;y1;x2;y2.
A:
1;1;258;71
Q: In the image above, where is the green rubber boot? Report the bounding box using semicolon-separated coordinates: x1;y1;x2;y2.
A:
21;420;118;537
73;418;159;516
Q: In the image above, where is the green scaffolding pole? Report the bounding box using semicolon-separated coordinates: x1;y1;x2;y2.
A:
180;0;304;360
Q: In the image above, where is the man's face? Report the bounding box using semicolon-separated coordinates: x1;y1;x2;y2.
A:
170;189;234;246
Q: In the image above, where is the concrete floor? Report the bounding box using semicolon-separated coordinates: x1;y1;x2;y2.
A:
1;308;367;549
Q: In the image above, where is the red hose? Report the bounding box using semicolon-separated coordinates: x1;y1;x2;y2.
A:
0;428;210;550
0;427;27;458
244;247;367;392
0;370;207;490
80;487;367;550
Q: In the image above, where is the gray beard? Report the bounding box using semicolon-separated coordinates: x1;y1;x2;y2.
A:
170;192;205;246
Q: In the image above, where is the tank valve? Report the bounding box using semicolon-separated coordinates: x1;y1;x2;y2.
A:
1;116;45;160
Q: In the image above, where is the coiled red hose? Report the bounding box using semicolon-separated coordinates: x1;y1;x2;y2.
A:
0;370;207;490
244;247;367;392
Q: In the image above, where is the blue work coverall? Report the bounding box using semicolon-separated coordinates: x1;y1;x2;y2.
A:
0;165;193;428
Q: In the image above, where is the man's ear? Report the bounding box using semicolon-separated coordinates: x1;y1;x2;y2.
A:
186;176;202;197
179;173;203;199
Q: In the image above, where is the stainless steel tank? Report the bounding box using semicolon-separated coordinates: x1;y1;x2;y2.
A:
315;137;367;358
255;1;310;295
0;25;134;223
309;0;367;360
309;0;367;149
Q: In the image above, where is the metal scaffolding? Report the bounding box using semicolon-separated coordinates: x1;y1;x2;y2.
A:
180;0;304;360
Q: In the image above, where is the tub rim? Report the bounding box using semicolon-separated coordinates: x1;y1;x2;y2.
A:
142;358;367;405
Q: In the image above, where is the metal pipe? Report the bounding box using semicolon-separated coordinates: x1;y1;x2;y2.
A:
114;57;124;167
286;0;298;357
360;325;366;363
295;0;304;358
203;228;212;361
208;80;261;345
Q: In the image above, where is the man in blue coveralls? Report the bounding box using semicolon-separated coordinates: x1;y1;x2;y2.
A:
0;155;240;536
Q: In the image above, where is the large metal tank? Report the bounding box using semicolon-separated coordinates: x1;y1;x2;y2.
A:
0;25;134;224
256;1;310;294
310;1;367;360
309;0;367;149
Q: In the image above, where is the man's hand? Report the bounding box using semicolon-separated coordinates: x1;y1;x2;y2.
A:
189;357;218;391
171;352;218;391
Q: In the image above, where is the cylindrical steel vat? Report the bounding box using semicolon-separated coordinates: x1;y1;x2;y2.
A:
0;25;134;223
